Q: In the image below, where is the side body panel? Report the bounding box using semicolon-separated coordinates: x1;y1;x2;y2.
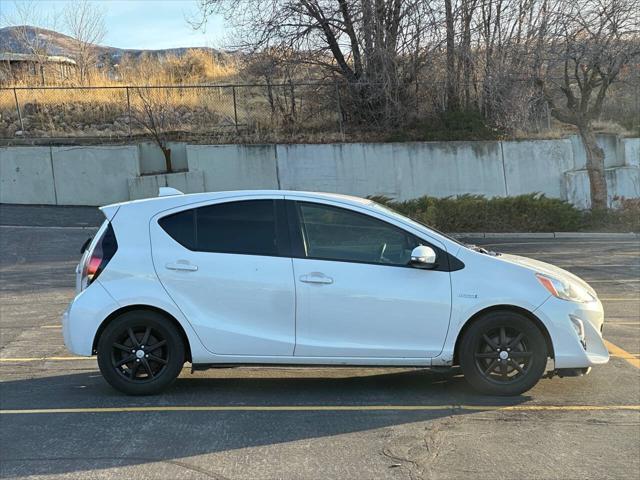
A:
291;259;451;357
149;195;296;356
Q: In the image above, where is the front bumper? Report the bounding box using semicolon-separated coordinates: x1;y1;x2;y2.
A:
535;295;609;369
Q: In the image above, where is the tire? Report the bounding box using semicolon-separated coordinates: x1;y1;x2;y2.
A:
459;311;548;396
97;310;185;395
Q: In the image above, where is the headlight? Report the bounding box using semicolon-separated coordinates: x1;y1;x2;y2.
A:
536;273;595;303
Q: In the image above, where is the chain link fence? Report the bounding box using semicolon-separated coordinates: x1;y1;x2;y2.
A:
0;79;636;142
0;82;345;141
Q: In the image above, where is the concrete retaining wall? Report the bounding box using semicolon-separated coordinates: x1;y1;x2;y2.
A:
51;146;140;206
1;137;638;207
565;167;640;209
273;142;506;200
128;171;205;200
139;142;188;174
0;147;56;204
187;145;279;191
622;138;639;168
502;139;574;197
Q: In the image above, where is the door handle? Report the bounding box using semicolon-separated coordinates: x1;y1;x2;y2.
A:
299;273;333;284
165;262;198;272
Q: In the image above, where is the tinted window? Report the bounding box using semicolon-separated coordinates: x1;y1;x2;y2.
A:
158;209;196;250
298;203;419;265
159;200;278;256
197;200;277;255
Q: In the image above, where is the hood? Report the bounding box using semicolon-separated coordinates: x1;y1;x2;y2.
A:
496;253;597;296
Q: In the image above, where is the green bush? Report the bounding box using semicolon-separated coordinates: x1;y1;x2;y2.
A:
371;194;639;232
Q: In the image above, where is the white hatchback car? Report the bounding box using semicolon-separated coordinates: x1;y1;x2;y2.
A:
63;190;609;396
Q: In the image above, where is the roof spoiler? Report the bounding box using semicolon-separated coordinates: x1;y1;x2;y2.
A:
99;204;120;222
159;187;184;197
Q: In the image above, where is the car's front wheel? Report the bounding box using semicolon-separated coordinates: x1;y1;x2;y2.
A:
97;310;185;395
459;311;548;396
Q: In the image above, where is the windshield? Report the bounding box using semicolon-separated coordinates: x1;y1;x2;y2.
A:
369;201;467;247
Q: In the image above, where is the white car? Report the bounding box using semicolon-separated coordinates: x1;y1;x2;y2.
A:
63;190;609;396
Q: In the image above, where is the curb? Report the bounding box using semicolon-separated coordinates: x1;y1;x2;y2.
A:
453;232;639;239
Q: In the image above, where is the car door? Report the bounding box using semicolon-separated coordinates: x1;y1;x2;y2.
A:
150;197;296;356
288;199;452;358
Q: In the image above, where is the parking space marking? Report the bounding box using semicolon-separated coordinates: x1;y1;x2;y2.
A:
1;405;638;415
482;241;640;247
600;298;640;301
0;356;94;362
40;325;62;329
0;225;98;231
605;340;640;369
587;279;640;284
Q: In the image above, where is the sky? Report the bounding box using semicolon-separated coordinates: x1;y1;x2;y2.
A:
1;0;229;50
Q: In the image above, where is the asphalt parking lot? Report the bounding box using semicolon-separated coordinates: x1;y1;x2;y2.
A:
1;204;638;480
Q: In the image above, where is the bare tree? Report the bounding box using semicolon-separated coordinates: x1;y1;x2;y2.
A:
193;0;437;125
131;87;179;173
63;0;106;85
535;0;640;209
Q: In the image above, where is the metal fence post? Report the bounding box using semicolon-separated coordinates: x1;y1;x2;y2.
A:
334;81;344;138
125;86;132;138
232;86;239;133
13;88;24;133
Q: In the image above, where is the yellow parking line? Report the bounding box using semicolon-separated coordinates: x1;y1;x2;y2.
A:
0;356;94;362
600;297;640;301
605;340;640;369
0;405;638;415
40;325;62;329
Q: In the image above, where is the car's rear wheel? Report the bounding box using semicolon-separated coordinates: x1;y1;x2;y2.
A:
97;310;185;395
459;311;548;396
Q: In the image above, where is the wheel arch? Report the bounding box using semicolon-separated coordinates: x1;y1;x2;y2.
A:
92;304;192;363
452;305;554;365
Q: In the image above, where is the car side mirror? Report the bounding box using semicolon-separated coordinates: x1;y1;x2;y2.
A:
410;245;437;269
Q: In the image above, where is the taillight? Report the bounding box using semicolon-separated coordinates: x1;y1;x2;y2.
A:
80;223;117;290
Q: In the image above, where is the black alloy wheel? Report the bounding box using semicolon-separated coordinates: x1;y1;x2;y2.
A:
97;310;185;395
474;326;534;384
459;311;548;396
111;326;169;382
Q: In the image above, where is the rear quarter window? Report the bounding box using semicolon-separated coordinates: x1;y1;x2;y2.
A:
158;209;196;250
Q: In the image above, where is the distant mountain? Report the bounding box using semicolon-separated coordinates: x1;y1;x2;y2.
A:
0;25;227;63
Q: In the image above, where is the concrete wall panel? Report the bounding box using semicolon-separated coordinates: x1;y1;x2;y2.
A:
502;139;574;197
187;145;279;192
621;138;639;167
564;166;639;209
607;167;640;205
564;170;591;209
570;134;623;170
128;171;205;200
139;142;188;174
51;146;140;206
277;142;506;200
0;147;56;204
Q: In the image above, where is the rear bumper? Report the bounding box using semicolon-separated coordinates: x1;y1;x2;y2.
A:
62;281;119;356
535;296;609;369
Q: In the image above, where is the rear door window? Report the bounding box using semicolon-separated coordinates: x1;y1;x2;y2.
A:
159;200;279;256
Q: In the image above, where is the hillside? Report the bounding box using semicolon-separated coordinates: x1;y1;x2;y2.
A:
0;25;226;63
